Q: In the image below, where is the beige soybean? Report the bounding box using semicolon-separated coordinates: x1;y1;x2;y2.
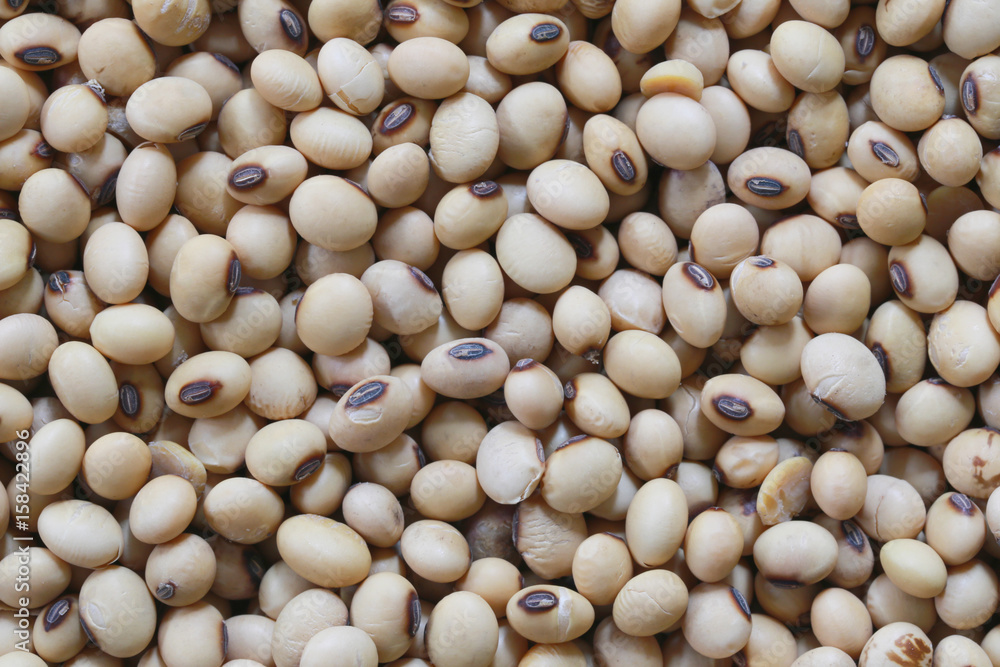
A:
475;420;545;504
433;180;507;250
683;507;743;583
349;572;418;662
754;520;839;586
125;77;211;144
865;300;926;394
582;116;648;198
681;583;752;659
144;534;216;606
784;90;848;168
610;0;680;54
341;482;405;547
242;419;325;486
428;92;499;183
421;400;488;463
729;256;803;326
572;533;632;606
934;559;1000;630
47;341;117;424
550;285;610;360
803;264;871;335
129;474;198;545
689;203;759;279
949;211;1000;281
411;460;485;522
271;588;349;667
660;261;726;348
367;144;430;209
316;37;384;115
485;297;554;363
740;317;813;386
514;492;587;579
810;588;872;660
760;213;842;282
115;143;176;232
146;215;199;297
602;330;680;400
199;287;282;358
82;432;151;501
37;500;122;569
879;538;947;599
289;108;372;170
527;159;609;231
400;519;471;583
361;259;442;335
441;249;503;331
807;167;867;230
770;20;846;93
419;337;509;400
625;478;687;567
496;82;566;170
0;313;56;381
164;351;251;419
371;97;436;156
328;374;412;452
961;56;1000;140
728;146;811;210
612;569;688;637
713;435;779;489
169;234;239;322
636;93;716;171
388;37;469;98
0;13;80;71
540;435;621;513
42;271;104;338
89;304;175;366
300;626;377;667
39;81;107;154
700;373;785;437
857;178;926;246
924;492;985;566
928;301;1000;388
33;595;87;663
869;55;946;132
290;175;377;251
598;268;665;333
855;474;926;541
0;67;28;142
848;121;920;184
801;332;887;421
226;145;307;207
276;514;371;588
726;49;796;113
918;117;982;187
0;220;33;291
426;591;499;667
78;566;156;658
157;602;226;667
556;41;621;112
811;449;867;520
26;420;83;496
942;428;1000;500
486;14;568;75
563;372;629;439
296;273;373;357
249;50;322;114
18;167;90;244
506;585;594;644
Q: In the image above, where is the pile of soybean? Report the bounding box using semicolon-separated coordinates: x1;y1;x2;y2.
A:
2;0;1000;664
